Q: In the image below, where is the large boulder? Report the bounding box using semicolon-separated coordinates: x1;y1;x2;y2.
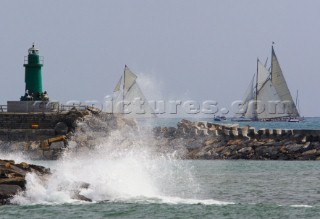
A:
0;184;22;204
0;159;94;205
286;144;304;153
55;122;68;135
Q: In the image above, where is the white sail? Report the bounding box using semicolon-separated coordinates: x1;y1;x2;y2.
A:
237;46;301;121
257;61;270;91
271;47;300;117
241;62;271;119
241;75;255;118
244;100;256;119
114;66;137;93
110;65;156;118
114;76;122;92
257;79;286;119
243;74;255;104
123;82;156;117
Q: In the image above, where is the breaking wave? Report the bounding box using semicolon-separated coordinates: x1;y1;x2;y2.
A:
11;122;231;206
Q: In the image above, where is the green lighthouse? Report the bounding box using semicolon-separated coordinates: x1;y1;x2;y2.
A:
8;44;55;112
23;44;43;100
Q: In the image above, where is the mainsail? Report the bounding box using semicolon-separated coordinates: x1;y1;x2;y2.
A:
271;47;300;117
240;46;301;121
109;65;156;117
114;66;137;94
257;79;283;119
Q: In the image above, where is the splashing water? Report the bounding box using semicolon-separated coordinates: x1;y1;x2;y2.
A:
11;121;232;206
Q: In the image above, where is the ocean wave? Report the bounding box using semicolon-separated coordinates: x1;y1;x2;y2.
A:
155;196;234;205
11;126;203;206
290;205;313;208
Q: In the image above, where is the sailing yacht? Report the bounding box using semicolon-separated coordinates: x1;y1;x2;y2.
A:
107;65;156;118
238;46;302;122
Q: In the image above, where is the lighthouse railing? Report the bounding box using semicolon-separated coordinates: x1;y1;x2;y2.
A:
24;56;44;65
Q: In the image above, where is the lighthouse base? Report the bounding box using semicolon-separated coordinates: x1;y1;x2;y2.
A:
7;101;59;113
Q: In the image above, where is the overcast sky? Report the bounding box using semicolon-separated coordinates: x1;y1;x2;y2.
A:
0;0;319;116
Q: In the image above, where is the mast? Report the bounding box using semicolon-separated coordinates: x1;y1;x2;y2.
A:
122;65;126;113
271;43;274;81
254;58;259;120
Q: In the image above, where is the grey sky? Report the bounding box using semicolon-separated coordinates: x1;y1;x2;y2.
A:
0;0;319;116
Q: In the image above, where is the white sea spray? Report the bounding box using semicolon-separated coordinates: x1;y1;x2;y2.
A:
11;119;230;206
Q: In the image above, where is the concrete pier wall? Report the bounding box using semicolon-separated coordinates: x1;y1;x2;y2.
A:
0;113;63;130
0;109;90;159
0;111;134;160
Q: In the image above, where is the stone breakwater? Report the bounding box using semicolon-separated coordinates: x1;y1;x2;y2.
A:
0;159;92;205
0;108;136;160
153;119;320;160
0;159;50;204
2;112;320;160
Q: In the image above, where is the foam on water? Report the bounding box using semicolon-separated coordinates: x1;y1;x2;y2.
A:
290;205;313;208
11;124;230;206
150;196;234;205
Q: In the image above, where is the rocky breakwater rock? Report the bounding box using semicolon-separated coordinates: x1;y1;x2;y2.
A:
154;119;320;160
0;159;92;204
0;159;50;204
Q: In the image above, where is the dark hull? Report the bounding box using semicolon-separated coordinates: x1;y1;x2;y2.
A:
231;116;304;122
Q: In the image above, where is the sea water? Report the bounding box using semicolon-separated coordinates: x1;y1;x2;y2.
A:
1;118;320;218
138;117;320;130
